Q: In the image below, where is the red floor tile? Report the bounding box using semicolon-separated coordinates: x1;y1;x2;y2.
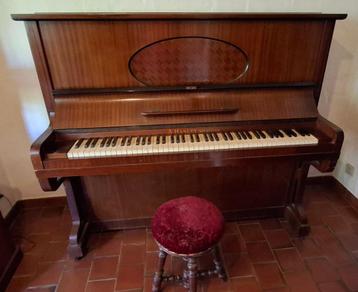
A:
323;215;351;234
338;264;358;291
224;253;254;277
246;241;275;263
260;219;282;230
6;276;33;292
120;244;145;265
275;248;305;272
230;276;261;292
293;237;323;259
93;236;122;257
265;229;292;249
284;270;319;292
116;265;144;291
14;254;39;277
121;229;146;245
305;257;339;283
318;281;347;292
89;256;119;280
201;277;232;292
86;279;116;292
337;207;358;223
254;262;285;289
335;232;358;252
27;262;65;288
239;223;265;242
321;241;355;267
146;232;159;252
57;268;89;292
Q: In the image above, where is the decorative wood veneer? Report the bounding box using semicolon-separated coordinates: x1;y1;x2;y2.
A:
39;20;333;93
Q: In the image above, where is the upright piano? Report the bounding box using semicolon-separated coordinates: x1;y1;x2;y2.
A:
13;13;346;259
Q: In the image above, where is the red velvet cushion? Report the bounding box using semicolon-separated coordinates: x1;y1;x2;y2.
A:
152;196;224;254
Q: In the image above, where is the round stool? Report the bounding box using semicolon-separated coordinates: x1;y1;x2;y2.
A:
151;196;227;292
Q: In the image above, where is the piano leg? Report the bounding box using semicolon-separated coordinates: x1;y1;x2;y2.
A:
63;178;89;259
284;162;310;236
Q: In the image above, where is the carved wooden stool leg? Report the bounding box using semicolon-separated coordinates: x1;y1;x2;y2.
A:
212;245;227;281
152;249;167;292
187;257;198;292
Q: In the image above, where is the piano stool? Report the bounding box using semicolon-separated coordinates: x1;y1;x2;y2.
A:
151;196;227;292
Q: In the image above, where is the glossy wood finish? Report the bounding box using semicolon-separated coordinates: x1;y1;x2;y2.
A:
129;36;249;86
38;20;333;92
14;13;346;259
12;13;347;21
53;88;317;129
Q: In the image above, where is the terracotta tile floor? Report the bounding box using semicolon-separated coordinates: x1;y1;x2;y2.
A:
6;180;358;292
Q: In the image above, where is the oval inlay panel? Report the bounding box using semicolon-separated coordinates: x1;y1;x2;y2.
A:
129;37;249;87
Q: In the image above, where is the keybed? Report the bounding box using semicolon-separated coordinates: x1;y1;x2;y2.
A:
67;128;318;159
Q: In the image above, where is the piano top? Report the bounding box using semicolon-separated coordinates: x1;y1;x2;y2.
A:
12;12;347;21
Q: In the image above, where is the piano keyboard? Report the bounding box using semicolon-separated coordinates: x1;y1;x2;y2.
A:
67;129;318;159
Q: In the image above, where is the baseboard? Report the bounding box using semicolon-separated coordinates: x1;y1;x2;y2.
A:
0;246;22;292
306;175;358;210
4;201;20;228
5;196;67;227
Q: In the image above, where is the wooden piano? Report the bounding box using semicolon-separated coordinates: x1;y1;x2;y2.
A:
13;13;346;259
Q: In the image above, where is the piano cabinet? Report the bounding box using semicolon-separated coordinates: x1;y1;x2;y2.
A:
12;13;346;259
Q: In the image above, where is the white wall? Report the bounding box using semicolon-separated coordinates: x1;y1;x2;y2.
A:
0;0;357;215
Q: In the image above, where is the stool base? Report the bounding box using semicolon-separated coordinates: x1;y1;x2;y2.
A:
152;245;227;292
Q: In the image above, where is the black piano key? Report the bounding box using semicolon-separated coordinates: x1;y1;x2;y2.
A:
91;138;99;148
258;130;266;139
204;133;209;142
273;130;280;138
227;132;233;141
283;129;292;137
277;130;284;138
289;129;297;137
300;129;310;136
120;137;127;146
213;133;219;141
85;138;93;148
181;134;185;143
101;137;107;147
141;136;146;145
266;130;274;138
253;131;260;139
208;133;214;142
136;137;141;145
195;134;200;142
111;137;118;147
147;136;151;145
245;131;252;139
106;137;114;147
235;132;242;140
74;138;84;148
171;135;174;144
222;132;228;141
156;136;160;144
162;136;166;144
190;134;194;143
176;135;180;143
126;137;132;146
240;131;247;140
